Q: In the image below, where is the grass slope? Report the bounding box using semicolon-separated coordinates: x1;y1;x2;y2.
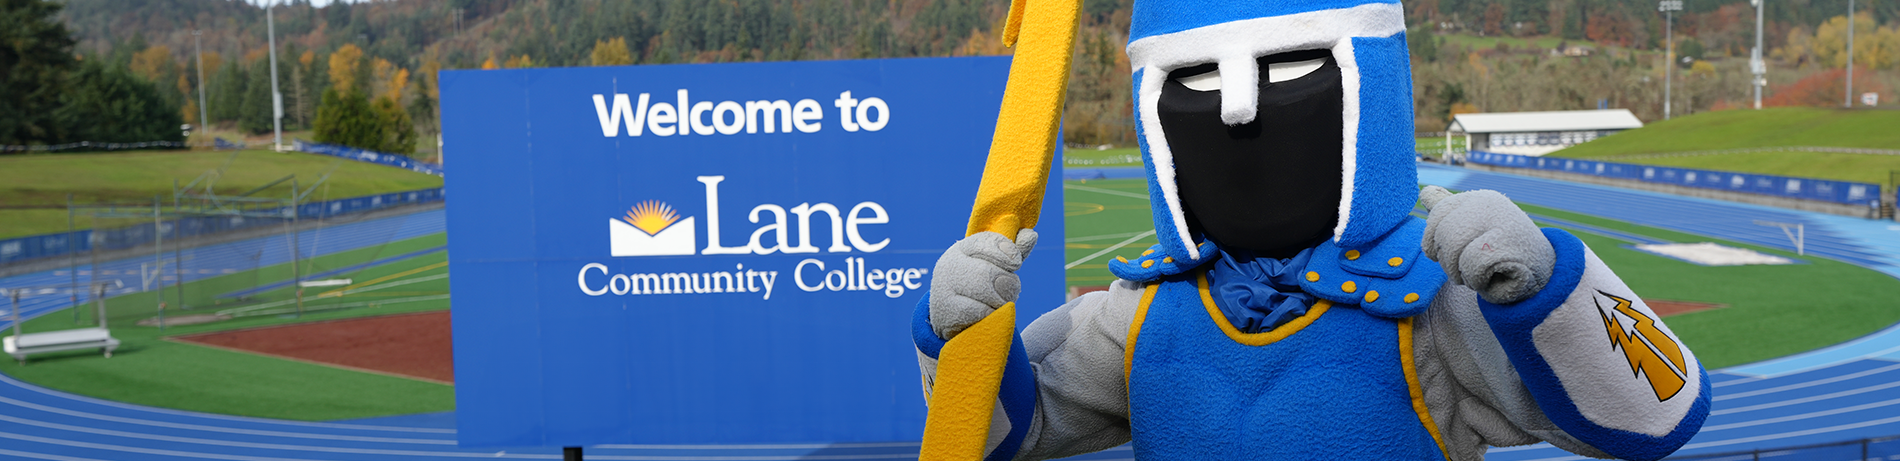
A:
1554;108;1900;157
0;149;445;239
1546;108;1900;184
0;234;453;421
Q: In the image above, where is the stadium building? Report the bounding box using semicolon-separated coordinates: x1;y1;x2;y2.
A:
1449;109;1644;156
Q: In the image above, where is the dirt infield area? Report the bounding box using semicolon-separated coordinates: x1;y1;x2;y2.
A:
172;311;453;384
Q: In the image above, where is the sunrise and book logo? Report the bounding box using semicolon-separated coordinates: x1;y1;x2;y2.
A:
609;200;697;256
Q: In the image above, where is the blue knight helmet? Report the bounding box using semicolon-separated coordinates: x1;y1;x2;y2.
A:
1127;0;1417;263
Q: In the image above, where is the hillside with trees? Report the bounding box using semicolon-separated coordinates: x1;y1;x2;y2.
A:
16;0;1900;150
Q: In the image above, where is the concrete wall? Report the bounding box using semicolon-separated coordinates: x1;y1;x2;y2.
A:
1464;163;1888;219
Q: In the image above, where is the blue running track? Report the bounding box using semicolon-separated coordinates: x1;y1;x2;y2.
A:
1;164;1898;459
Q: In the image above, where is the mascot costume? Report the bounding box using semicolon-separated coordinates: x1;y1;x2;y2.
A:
912;0;1711;458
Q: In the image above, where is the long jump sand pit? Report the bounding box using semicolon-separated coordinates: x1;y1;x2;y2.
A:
172;311;453;384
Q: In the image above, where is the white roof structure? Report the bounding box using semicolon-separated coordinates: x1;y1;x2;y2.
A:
1449;109;1643;134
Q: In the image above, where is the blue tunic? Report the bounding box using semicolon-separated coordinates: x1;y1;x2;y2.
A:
1125;270;1448;460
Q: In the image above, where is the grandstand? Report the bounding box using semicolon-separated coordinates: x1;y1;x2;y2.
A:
1449;109;1645;157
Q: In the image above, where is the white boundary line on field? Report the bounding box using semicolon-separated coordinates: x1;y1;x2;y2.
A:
1066;231;1156;270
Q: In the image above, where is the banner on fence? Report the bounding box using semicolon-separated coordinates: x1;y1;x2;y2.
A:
440;56;1060;448
0;188;443;266
1466;151;1883;206
293;139;444;177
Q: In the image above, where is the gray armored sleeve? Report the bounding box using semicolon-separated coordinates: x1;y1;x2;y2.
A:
1413;282;1609;461
1010;279;1144;460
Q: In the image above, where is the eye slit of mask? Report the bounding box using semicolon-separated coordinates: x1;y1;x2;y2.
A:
1169;63;1222;92
1266;56;1328;83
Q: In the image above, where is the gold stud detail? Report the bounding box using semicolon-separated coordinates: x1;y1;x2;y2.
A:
1305;271;1320;282
1116;256;1128;263
1141;260;1155;268
1342;281;1357;293
1163;257;1174;263
1404;293;1420;303
1388;257;1403;267
1143;249;1155;256
1344;250;1361;260
1364;291;1380;303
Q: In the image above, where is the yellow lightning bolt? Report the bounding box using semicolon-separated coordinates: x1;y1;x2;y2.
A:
1598;292;1688;401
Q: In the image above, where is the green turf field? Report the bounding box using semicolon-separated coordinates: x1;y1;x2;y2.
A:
0;233;453;421
0;149;445;239
1061;178;1900;369
1545;108;1900;184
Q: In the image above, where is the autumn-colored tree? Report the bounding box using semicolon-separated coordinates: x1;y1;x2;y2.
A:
591;37;634;66
1483;4;1505;36
1810;14;1900;71
481;56;500;70
1764;69;1890;106
370;57;408;101
329;44;364;92
504;54;534;68
128;45;174;82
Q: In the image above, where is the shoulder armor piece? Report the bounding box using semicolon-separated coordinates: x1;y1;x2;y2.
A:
1298;218;1446;318
1111;241;1220;283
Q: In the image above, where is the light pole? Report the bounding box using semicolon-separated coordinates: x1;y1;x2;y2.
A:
193;30;209;133
267;1;284;151
1845;0;1855;107
1751;0;1765;109
1660;0;1682;120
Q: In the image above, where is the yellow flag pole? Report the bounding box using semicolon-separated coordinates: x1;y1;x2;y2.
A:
920;0;1079;459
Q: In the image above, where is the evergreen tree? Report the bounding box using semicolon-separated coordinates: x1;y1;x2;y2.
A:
209;59;247;124
53;59;184;144
239;57;275;134
407;77;436;135
0;0;79;145
315;87;414;155
314;88;377;150
373;96;416;154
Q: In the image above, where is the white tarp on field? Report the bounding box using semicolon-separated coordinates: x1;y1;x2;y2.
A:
1634;242;1794;266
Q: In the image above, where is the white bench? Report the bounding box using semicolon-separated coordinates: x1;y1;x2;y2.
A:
3;328;119;364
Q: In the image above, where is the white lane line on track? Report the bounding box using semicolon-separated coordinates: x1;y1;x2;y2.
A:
1508;414;1900;461
0;448;109;461
0;431;334;461
595;442;919;450
0;394;452;444
1712;379;1900;415
1715;363;1900;401
0;421;544;459
0;366;457;434
1678;414;1900;451
1700;397;1900;431
1066;230;1156;270
583;455;919;460
1064;184;1150;200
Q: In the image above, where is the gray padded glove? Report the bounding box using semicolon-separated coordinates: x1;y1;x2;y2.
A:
1420;186;1555;305
928;228;1039;339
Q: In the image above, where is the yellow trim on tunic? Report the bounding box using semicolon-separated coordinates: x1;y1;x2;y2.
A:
1125;283;1160;382
1195;272;1331;347
1399;318;1452;460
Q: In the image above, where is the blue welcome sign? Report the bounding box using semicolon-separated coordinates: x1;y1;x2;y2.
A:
440;57;1065;448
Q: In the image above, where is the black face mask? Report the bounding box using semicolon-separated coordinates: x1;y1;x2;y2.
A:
1157;49;1344;258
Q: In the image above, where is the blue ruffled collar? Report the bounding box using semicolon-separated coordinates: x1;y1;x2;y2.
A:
1206;246;1317;334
